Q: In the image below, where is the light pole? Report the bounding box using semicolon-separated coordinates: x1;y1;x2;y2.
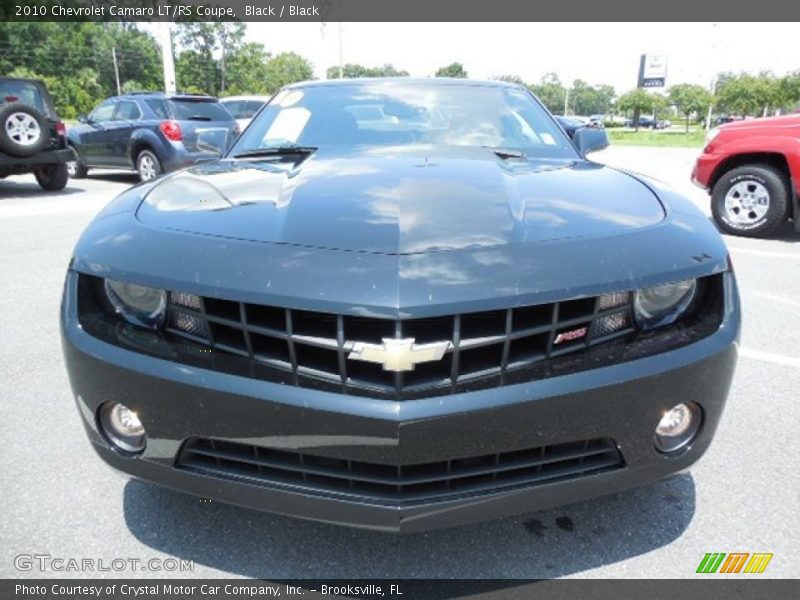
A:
160;22;176;95
337;22;344;79
705;23;719;130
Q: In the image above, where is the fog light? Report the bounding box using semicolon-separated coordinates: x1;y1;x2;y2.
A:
654;402;701;454
98;402;146;454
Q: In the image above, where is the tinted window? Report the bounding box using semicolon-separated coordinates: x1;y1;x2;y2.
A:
232;82;575;158
115;100;141;120
0;79;50;117
145;98;169;119
221;100;242;116
224;100;265;119
246;100;265;113
167;99;233;122
90;100;116;123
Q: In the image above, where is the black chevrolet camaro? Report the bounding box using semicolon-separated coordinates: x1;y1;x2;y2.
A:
61;79;740;533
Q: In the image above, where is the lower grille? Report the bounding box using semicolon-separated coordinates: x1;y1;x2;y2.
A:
177;437;625;506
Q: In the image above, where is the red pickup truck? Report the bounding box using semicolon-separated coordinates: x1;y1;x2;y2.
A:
692;114;800;237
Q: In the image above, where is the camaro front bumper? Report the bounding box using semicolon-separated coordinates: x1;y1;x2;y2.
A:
61;270;740;533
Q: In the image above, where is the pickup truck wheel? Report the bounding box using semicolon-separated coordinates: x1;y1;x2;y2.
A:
711;164;790;237
0;103;49;157
34;163;69;191
66;147;88;178
136;149;162;182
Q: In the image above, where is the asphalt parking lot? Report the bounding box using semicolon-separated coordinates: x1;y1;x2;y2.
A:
1;146;798;579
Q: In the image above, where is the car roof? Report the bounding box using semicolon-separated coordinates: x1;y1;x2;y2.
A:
0;76;47;86
283;77;521;90
113;91;220;101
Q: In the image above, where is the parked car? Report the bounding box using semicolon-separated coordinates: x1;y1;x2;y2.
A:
555;115;603;140
623;117;668;129
62;78;739;532
692;113;800;237
219;95;270;131
588;114;606;127
67;92;238;182
0;76;72;191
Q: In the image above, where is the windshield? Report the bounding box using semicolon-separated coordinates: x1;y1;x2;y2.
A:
230;82;576;158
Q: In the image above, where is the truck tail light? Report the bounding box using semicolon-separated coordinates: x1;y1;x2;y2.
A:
159;120;182;142
55;121;66;136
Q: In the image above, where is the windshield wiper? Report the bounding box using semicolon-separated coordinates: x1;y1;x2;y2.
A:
486;147;526;160
233;145;318;159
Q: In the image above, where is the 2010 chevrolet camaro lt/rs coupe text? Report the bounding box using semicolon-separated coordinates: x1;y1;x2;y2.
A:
62;79;740;533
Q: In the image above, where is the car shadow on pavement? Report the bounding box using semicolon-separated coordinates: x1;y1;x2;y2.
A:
123;473;695;579
710;216;798;243
83;172;140;184
0;180;85;197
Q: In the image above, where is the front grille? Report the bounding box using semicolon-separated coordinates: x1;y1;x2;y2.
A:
177;437;625;506
78;273;723;400
164;291;634;398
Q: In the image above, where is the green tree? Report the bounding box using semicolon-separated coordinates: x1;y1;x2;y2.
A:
175;22;246;95
493;75;525;85
0;22;162;116
669;84;713;132
435;62;467;78
569;80;616;116
529;73;566;114
617;88;656;131
777;71;800;112
264;52;314;92
224;43;271;95
176;50;219;95
326;63;409;79
715;72;779;117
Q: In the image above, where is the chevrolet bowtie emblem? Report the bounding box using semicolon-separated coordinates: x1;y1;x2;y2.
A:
348;338;451;372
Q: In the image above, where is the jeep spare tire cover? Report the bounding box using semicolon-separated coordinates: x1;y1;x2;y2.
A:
0;102;49;157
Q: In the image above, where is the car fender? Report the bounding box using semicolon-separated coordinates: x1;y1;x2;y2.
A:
127;128;166;168
710;134;800;186
66;127;87;159
708;134;800;228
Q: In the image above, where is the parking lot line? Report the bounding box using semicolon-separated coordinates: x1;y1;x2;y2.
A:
752;292;800;308
726;245;800;260
739;347;800;369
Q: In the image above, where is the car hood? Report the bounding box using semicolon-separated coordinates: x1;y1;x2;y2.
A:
136;147;665;255
720;114;800;132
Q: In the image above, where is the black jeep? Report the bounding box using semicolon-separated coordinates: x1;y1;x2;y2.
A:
0;76;72;191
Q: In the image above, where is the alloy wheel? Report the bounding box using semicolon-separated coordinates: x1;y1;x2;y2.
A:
5;112;41;146
724;180;770;225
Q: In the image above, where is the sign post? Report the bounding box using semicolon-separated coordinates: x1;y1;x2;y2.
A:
638;54;668;89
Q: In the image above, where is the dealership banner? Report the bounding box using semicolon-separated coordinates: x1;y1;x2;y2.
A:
3;580;800;599
2;0;800;21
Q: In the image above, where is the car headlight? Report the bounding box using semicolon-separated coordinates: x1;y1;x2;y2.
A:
104;279;167;329
633;279;697;329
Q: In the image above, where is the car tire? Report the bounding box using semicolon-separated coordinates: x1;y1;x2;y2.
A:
34;163;69;191
66;147;88;178
136;149;162;182
0;103;49;157
711;164;790;238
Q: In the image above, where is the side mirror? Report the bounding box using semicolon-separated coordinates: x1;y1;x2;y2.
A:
573;127;609;156
78;115;88;124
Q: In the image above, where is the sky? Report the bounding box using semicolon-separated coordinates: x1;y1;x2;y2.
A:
238;22;799;91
